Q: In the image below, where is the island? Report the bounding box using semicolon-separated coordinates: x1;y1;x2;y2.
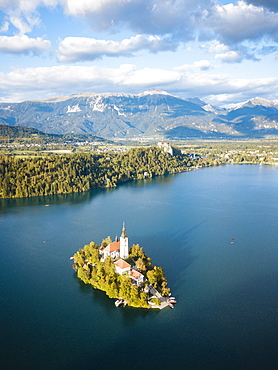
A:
71;223;175;309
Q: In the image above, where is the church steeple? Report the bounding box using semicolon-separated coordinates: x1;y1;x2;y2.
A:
120;222;128;259
121;222;127;238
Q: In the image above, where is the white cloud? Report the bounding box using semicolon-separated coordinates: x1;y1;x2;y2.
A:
57;35;176;63
62;0;204;35
215;50;243;63
0;34;51;54
60;0;278;51
63;0;129;15
203;1;278;44
121;67;180;87
1;63;278;106
174;60;213;72
0;0;278;63
192;60;213;70
203;40;229;54
0;0;58;34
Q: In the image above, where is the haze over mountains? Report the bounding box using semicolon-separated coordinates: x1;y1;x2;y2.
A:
1;90;278;139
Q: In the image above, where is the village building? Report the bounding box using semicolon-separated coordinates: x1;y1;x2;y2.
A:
114;259;131;275
114;259;145;285
129;269;145;286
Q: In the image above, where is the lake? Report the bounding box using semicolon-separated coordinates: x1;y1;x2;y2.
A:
0;164;278;370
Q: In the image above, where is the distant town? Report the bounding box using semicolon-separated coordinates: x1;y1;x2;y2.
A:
1;137;278;166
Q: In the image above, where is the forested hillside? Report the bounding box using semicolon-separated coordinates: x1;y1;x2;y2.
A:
0;147;193;198
0;123;107;144
0;124;47;138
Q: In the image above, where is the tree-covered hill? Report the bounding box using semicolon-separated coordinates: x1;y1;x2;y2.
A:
0;123;108;144
0;146;194;198
0;124;53;139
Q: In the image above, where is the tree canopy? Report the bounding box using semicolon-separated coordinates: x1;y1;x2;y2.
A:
72;240;171;308
0;146;193;198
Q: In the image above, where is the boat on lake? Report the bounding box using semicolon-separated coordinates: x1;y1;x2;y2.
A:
115;299;124;307
169;297;177;304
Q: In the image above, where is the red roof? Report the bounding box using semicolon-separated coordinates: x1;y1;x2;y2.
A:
114;259;131;270
129;269;144;280
104;241;120;253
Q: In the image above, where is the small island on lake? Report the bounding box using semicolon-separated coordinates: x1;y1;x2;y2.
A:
72;223;175;309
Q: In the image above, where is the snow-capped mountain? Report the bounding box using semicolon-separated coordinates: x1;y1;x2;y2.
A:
1;91;278;139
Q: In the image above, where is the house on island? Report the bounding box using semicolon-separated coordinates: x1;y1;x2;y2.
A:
114;259;131;275
129;269;144;286
114;259;145;286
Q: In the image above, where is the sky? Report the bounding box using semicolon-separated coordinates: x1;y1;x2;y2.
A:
0;0;278;106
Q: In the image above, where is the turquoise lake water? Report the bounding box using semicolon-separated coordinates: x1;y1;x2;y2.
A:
0;164;278;369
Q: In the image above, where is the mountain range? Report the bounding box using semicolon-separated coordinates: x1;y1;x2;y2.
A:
1;90;278;139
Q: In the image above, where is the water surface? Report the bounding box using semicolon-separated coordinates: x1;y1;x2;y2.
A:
0;165;278;369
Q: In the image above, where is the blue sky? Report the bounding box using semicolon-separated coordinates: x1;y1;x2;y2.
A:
0;0;278;106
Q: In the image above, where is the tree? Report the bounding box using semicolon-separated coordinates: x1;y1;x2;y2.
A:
146;266;166;289
129;244;144;258
101;236;112;247
135;257;147;272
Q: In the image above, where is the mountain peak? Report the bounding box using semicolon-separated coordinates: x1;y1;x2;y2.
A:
248;97;277;106
139;89;174;97
236;97;278;109
1;91;278;139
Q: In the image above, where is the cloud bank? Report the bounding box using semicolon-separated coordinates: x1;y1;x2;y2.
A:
57;35;176;63
0;34;50;55
1;1;278;61
1;63;278;105
1;1;278;105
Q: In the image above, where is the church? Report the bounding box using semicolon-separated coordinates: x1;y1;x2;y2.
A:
99;223;145;286
102;223;129;260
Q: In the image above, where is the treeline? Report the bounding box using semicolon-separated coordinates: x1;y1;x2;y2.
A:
0;147;194;198
73;242;169;308
0;123;106;143
0;124;45;138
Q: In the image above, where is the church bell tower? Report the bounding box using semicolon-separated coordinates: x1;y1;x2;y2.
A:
120;222;129;259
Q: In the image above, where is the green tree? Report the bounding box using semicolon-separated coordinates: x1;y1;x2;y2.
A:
101;236;112;247
135;257;147;272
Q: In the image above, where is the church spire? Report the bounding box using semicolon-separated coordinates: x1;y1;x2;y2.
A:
120;222;128;259
121;222;127;238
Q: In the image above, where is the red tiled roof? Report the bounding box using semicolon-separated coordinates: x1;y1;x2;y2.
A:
114;259;131;269
129;269;144;279
104;241;120;253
